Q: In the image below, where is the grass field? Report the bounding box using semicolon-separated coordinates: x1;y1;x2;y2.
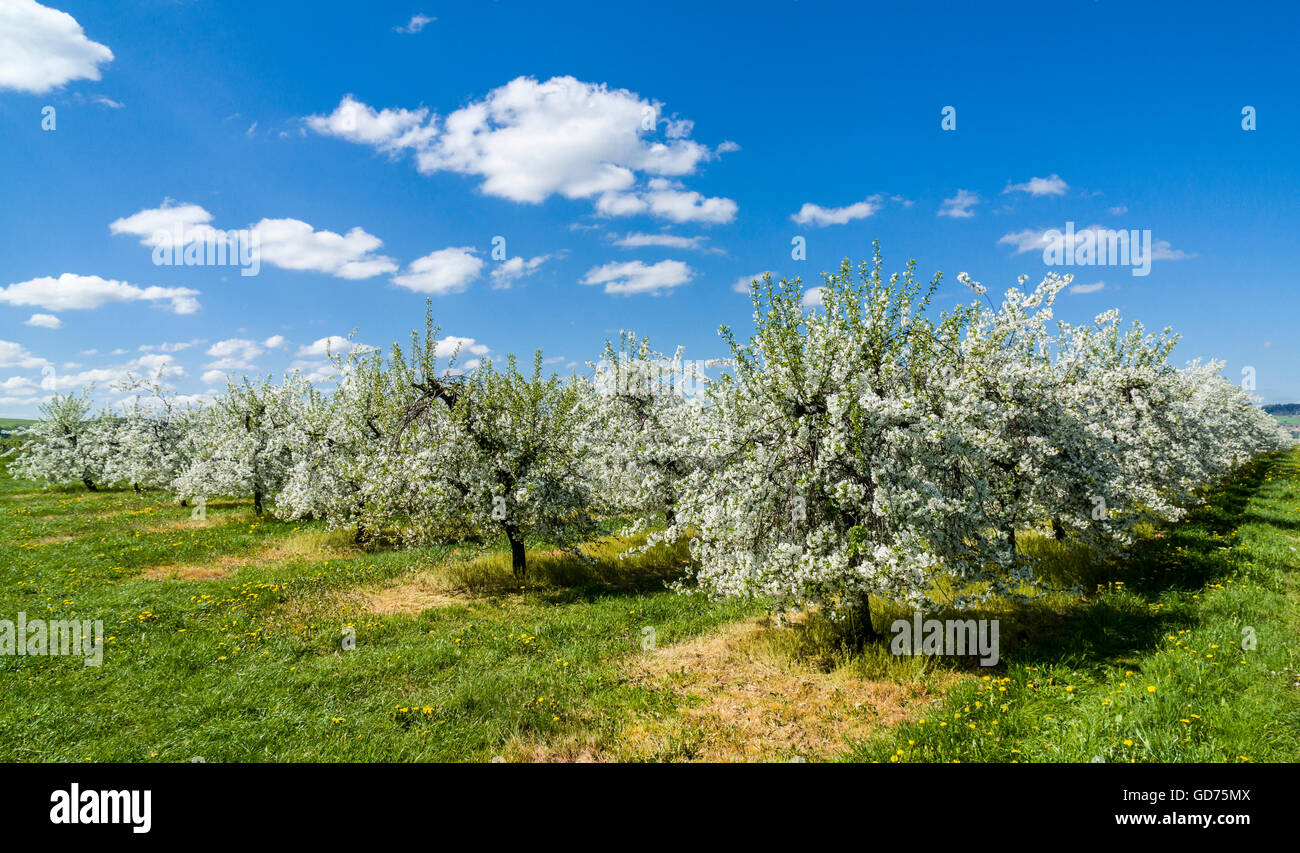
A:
2;449;1298;762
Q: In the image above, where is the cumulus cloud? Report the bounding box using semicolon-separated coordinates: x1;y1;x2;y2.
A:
305;76;737;222
295;336;373;358
0;375;40;395
938;190;980;219
791;195;883;227
111;201;398;280
263;335;287;349
489;254;554;289
35;352;184;392
1070;280;1106;294
392;247;484;294
0;273;199;314
580;259;693;296
254;218;398;279
0;0;113;94
110;200;215;244
732;271;772;293
0;340;49;370
1003;174;1068;196
25;313;61;329
303;95;437;153
801;287;824;308
205;338;263;370
433;336;489;361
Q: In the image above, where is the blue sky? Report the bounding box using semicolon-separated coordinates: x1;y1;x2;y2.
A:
1;0;1297;414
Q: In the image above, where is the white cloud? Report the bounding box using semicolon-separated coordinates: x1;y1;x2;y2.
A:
612;232;708;250
732;271;772;293
1070;280;1106;294
305;76;736;220
433;336;490;359
1107;205;1128;216
92;95;121;108
791;195;882;227
304;95;437;153
938;190;980;219
595;180;736;224
997;228;1057;254
263;335;287;349
205;338;263;370
110;199;214;245
1150;241;1194;260
111;201;398;279
490;254;554;289
295;336;372;358
132;353;184;382
801;287;824;308
0;273;199;314
36;353;184;392
1004;174;1068;196
392;247;484;294
998;226;1195;261
0;376;39;395
0;0;113;94
254;218;398;279
201;369;228;387
394;13;435;34
581;259;693;296
0;341;50;374
25;313;61;329
146;339;203;353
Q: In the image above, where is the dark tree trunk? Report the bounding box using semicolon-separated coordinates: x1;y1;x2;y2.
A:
253;487;264;517
1052;518;1066;541
846;592;878;646
82;477;96;491
133;482;142;494
664;502;676;526
504;522;527;580
180;499;188;508
1005;524;1017;552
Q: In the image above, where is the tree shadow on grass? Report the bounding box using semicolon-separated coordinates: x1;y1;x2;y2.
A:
856;452;1281;678
987;453;1277;674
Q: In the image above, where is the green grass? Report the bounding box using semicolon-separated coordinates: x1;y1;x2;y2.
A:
0;482;756;761
1275;415;1300;425
2;449;1298;762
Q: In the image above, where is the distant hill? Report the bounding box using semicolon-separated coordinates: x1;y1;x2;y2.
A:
0;418;35;437
1264;403;1300;416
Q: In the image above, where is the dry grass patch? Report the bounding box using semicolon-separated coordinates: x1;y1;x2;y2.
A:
139;555;248;580
260;529;360;564
24;535;75;546
136;517;227;532
616;617;939;762
349;579;469;616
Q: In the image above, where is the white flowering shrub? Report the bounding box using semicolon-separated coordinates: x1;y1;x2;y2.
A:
8;391;107;490
586;332;714;526
172;374;314;515
369;310;597;578
101;376;200;493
